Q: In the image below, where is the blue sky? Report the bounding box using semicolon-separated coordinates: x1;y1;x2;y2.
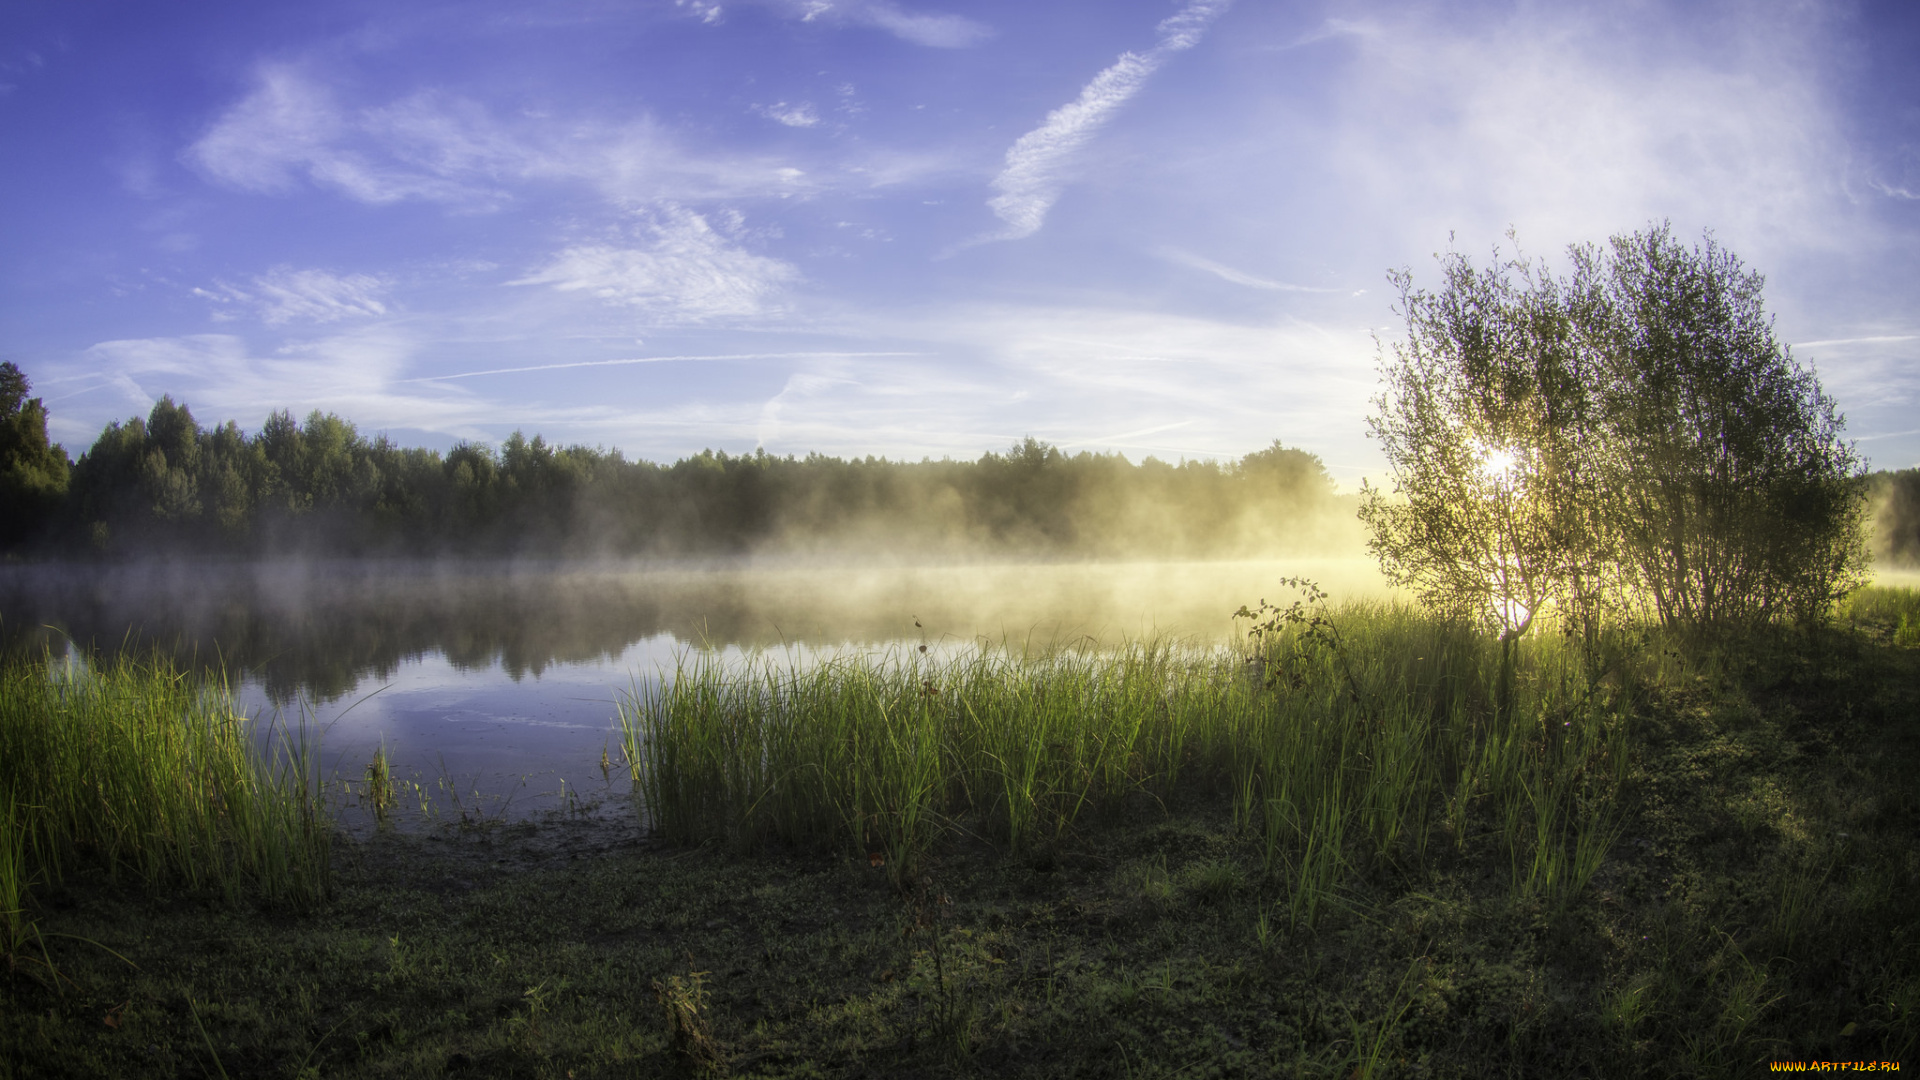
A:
3;0;1917;483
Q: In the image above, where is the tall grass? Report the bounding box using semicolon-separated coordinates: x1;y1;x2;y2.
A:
1841;584;1920;645
1;792;42;973
0;653;331;911
620;600;1632;912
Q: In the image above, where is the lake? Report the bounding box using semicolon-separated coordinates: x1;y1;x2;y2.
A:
0;558;1392;826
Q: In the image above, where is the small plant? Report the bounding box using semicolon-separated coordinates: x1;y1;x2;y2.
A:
1253;904;1278;953
187;995;234;1080
1603;971;1658;1033
365;743;396;824
1343;957;1426;1079
1133;855;1176;908
1180;857;1242;905
508;978;555;1052
906;873;977;1061
1233;577;1366;706
654;963;723;1074
1767;856;1832;959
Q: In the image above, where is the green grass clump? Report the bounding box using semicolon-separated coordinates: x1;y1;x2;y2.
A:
622;601;1632;916
1840;584;1920;645
0;654;331;912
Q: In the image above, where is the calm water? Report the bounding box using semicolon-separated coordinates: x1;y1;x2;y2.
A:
3;558;1390;822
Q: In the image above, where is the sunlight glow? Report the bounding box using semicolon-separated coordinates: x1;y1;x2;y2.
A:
1478;445;1519;486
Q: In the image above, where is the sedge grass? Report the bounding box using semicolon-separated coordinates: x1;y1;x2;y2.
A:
0;652;331;912
621;599;1634;911
0;792;53;982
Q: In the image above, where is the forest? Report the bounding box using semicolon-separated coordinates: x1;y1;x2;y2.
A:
0;368;1358;560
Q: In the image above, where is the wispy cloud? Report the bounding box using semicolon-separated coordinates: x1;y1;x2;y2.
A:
1791;334;1920;409
403;351;921;383
76;330;488;439
1286;18;1378;49
983;0;1231;241
511;206;801;323
753;101;820;128
1160;250;1338;293
787;1;990;48
852;1;991;48
1792;334;1918;349
1853;427;1920;443
186;64;822;210
187;66;491;205
193;266;391;325
1057;420;1193;452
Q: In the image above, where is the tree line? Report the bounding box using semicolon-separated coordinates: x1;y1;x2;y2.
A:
0;369;1357;560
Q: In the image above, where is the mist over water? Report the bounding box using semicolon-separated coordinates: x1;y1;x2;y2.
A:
0;557;1392;825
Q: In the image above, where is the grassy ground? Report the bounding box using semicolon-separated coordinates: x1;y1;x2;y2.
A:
3;595;1917;1078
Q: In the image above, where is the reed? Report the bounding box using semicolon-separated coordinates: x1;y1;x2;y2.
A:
0;652;331;911
621;599;1634;909
1;792;45;976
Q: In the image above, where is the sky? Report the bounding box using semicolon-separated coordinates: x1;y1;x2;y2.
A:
2;0;1917;485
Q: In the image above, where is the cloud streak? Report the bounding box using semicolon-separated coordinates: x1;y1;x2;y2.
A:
187;64;823;210
786;1;991;48
511;206;801;323
402;351;923;383
188;67;493;205
1160;250;1338;293
1791;335;1918;349
75;331;491;441
753;101;820;128
852;1;990;48
983;0;1231;241
194;266;391;325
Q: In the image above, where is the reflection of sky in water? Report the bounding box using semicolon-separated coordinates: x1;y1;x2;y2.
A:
230;632;1006;825
9;558;1398;824
20;557;1909;825
233;634;684;826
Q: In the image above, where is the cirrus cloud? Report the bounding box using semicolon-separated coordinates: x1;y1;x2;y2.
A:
512;206;801;323
193;266;391;325
983;0;1232;241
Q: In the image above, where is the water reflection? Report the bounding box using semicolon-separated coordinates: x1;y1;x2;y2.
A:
0;559;1388;697
1;558;1390;825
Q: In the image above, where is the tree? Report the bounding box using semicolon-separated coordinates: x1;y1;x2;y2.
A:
1362;226;1866;647
0;362;70;549
1577;226;1866;627
1360;245;1607;641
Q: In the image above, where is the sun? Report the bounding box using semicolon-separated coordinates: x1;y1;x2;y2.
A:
1478;445;1519;485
